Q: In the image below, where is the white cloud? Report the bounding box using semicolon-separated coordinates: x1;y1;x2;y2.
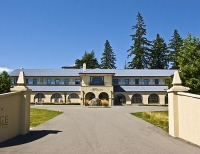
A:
0;67;13;73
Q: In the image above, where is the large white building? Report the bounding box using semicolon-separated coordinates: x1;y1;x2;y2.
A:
10;64;175;106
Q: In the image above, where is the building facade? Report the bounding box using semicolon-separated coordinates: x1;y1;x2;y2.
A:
10;64;175;106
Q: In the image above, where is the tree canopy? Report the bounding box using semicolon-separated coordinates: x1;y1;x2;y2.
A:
168;30;183;69
75;51;99;69
178;34;200;94
149;34;169;69
127;12;150;69
0;71;12;94
100;40;116;69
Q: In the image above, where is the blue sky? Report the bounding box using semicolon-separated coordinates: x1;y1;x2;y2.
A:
0;0;200;72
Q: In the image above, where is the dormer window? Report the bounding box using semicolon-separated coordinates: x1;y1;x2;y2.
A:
143;79;149;85
155;79;159;85
90;76;104;85
112;79;118;85
75;79;81;84
33;78;37;84
125;79;129;85
55;79;60;85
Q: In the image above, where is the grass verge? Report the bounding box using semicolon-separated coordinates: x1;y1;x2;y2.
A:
131;111;168;132
30;108;63;128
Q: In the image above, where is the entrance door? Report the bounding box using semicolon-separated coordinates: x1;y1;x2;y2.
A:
114;94;126;105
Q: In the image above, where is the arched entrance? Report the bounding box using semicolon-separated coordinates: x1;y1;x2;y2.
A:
51;93;62;103
114;94;126;105
99;92;109;100
34;93;45;102
85;92;95;101
165;95;168;104
131;94;142;104
148;93;159;104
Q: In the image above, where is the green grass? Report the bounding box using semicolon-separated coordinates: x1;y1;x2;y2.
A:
132;111;168;132
30;108;63;128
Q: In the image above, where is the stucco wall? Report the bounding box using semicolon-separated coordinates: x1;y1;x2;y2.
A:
177;92;200;146
0;91;30;143
113;92;167;105
31;92;81;103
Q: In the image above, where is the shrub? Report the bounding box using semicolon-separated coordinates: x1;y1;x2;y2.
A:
84;100;89;106
101;99;109;106
141;111;168;131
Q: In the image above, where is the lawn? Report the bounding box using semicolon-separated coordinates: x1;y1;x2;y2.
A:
30;108;63;128
131;111;168;132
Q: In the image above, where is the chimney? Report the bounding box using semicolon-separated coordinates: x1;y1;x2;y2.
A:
83;63;86;71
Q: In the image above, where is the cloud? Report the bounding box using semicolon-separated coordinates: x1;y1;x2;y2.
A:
0;67;13;73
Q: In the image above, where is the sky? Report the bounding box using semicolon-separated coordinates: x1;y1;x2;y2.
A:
1;0;200;72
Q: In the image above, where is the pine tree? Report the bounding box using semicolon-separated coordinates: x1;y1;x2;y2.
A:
168;30;183;69
75;51;99;69
127;12;150;69
149;34;169;69
100;40;116;69
0;71;12;94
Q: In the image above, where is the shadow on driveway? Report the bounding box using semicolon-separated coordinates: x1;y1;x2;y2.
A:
0;130;62;148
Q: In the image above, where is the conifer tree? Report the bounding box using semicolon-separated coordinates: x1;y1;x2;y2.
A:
100;40;116;69
0;71;12;94
75;51;99;69
127;12;150;69
168;30;183;69
149;34;169;69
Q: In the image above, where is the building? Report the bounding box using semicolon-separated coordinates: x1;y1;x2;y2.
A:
10;64;175;106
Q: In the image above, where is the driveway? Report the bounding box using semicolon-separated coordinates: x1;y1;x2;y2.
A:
1;105;200;154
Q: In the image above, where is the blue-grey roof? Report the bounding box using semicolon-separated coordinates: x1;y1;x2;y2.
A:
111;69;176;77
10;68;176;77
80;69;176;76
79;69;115;74
10;69;82;77
27;86;80;92
114;86;168;92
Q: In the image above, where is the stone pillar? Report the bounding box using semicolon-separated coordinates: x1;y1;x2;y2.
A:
11;68;32;135
167;71;189;137
110;91;113;106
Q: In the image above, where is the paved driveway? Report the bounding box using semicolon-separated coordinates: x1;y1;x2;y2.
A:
1;105;200;154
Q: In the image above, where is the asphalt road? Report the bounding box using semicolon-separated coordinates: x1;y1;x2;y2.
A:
1;105;200;154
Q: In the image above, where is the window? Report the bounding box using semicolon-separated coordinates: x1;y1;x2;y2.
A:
125;79;129;85
64;79;69;85
75;79;81;84
135;79;139;85
33;78;37;84
90;76;104;85
55;79;60;85
26;79;29;84
155;79;159;85
13;78;18;84
112;79;118;85
143;79;149;85
47;78;51;84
